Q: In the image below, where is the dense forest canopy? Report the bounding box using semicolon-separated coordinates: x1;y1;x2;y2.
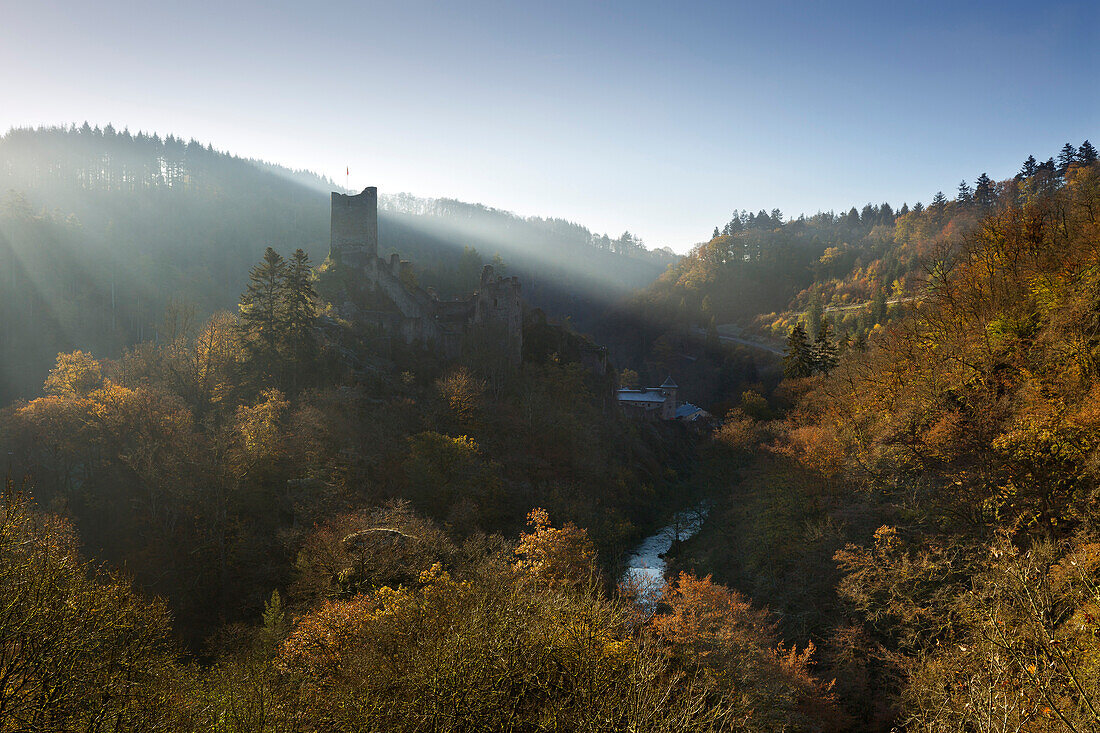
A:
0;124;676;403
3;128;1100;731
669;146;1100;731
598;139;1099;413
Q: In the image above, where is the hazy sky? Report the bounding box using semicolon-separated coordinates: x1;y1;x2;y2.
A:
2;0;1098;252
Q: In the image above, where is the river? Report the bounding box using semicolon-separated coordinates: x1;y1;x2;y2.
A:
622;505;708;596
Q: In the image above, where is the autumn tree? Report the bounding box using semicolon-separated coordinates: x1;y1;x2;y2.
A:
513;507;597;588
43;350;103;397
403;432;503;530
277;535;734;732
653;573;842;732
435;366;486;432
0;484;186;730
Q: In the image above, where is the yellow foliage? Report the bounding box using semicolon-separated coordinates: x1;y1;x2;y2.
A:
513;508;597;588
43;350;102;397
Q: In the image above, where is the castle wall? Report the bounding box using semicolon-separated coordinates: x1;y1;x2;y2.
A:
328;187;522;364
473;265;523;364
330;187;378;262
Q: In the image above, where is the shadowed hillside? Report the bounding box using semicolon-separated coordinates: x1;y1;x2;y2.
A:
0;125;676;402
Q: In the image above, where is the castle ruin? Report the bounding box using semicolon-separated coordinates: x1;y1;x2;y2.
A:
324;187;523;363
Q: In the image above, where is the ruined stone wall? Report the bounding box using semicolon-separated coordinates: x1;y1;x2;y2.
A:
327;187;523;363
473;265;523;364
330;187;378;263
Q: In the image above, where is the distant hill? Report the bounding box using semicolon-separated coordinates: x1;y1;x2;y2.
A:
0;124;676;401
595;139;1098;412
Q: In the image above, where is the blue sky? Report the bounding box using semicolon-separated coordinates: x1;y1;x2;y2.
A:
2;0;1097;251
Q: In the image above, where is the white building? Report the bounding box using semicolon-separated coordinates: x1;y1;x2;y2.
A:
616;376;678;421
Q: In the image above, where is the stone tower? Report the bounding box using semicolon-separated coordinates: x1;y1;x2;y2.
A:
659;376;678;420
323;186;524;365
330;187;378;264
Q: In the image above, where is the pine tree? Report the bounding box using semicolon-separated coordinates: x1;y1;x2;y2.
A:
712;227;720;239
1035;158;1058;194
1057;143;1079;176
811;319;838;375
240;247;287;384
1079;140;1098;166
974;173;995;209
282;248;319;389
956;180;974;206
870;288;888;325
807;297;824;340
838;331;852;354
705;315;719;351
783;324;814;378
260;589;290;651
1018;155;1038;179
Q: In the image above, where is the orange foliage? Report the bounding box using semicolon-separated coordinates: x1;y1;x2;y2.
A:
778;424;846;478
653;573;843;731
513;508;597;588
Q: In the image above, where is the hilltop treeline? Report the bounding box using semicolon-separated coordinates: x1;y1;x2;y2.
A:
672;151;1100;730
598;140;1098;414
0;124;675;403
650;139;1098;336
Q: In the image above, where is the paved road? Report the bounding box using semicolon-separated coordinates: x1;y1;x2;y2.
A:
688;294;922;357
823;295;921;313
691;327;784;356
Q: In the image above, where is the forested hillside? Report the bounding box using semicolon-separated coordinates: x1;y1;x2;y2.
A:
0;124;675;402
599;141;1098;414
668;149;1100;731
0;239;841;731
5;122;1100;731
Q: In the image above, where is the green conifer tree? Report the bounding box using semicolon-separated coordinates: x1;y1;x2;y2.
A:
956;180;974;206
260;589;290;649
870;289;888;325
1078;140;1098;166
240;247;287;384
1057;143;1079;176
807;297;824;340
812;319;838;375
783;324;814;378
282;248;319;389
1018;155;1038;179
974;173;996;209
